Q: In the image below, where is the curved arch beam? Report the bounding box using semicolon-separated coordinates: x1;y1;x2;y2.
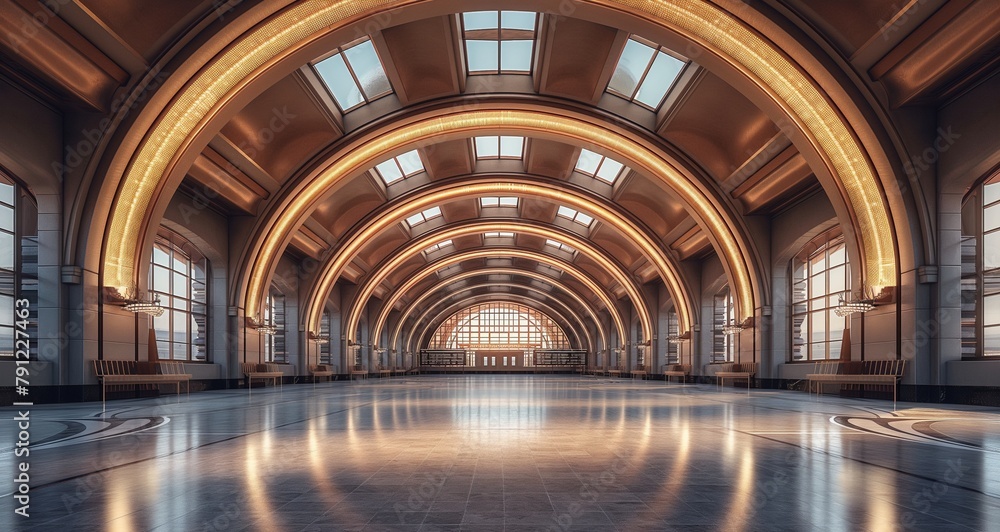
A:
408;293;595;357
344;222;650;345
400;285;593;353
303;178;694;334
98;0;901;335
385;267;609;353
358;247;630;345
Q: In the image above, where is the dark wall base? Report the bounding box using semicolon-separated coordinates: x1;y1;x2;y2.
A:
3;377;1000;408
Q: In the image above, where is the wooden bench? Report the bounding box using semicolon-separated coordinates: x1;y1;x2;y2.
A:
607;366;622;378
716;362;758;390
350;364;369;381
806;360;906;406
376;365;393;378
631;364;650;380
309;364;337;385
241;362;283;389
663;364;691;384
93;360;191;404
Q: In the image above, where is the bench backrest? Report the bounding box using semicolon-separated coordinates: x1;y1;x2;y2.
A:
158;361;187;375
733;362;758;374
94;359;136;376
862;359;905;376
665;364;691;373
811;361;840;375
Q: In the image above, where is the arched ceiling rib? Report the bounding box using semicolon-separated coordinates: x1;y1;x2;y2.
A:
96;0;902;336
301;175;697;334
383;267;610;353
397;286;593;353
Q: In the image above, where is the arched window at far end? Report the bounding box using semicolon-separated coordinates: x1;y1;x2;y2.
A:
150;230;208;361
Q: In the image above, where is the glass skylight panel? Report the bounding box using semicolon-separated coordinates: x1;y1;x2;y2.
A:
485;231;515;239
462;11;537;74
314;39;392;113
545;239;575;254
406;206;442;227
474;136;524;159
372;150;423;185
480;196;519;207
556;206;594;227
424;239;453;254
575;149;628;184
608;37;686;110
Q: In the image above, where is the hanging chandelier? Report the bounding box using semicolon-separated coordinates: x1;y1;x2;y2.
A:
247;315;278;335
112;285;164;317
835;289;878;317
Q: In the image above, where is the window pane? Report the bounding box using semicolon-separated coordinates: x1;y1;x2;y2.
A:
0;183;12;205
634;51;684;108
499;136;524;157
152;265;169;292
343;40;391;98
985;231;1000;271
481;197;499;207
498;197;518;207
557;206;576;219
0;294;12;326
406;213;424;226
466;40;498;72
828;243;846;266
575;212;593;226
609;39;655;97
500;40;533;71
985;326;1000;356
810;312;826;343
463;11;498;30
985;293;1000;326
314;53;364;110
475;136;499;158
172;272;189;299
810;275;825;298
0;233;12;270
595;158;625;183
152;246;169;266
0;206;12;231
810;252;826;273
828;265;846;294
397;150;423;175
985;182;1000;206
423;206;441;219
986;204;1000;232
374;159;404;184
173;341;189;361
576;149;601;174
501;11;535;30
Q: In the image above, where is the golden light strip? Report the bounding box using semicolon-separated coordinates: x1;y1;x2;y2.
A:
303;180;693;337
351;247;631;344
103;0;894;325
351;223;644;342
397;282;597;353
385;267;609;352
402;294;596;358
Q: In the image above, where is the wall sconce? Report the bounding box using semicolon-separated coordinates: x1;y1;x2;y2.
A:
309;331;331;344
107;285;165;317
247;315;278;335
835;287;885;317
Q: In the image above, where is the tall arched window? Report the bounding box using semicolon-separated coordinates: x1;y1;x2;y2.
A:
962;176;1000;357
319;309;332;365
665;308;679;364
0;174;37;360
790;231;849;361
264;288;287;363
428;302;570;349
712;287;734;363
150;231;208;361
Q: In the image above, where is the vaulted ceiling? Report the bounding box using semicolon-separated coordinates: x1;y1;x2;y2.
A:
4;0;997;350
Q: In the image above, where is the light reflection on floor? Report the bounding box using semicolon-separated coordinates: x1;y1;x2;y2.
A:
1;375;999;531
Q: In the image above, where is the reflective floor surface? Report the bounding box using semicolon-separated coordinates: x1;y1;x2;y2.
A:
2;375;1000;531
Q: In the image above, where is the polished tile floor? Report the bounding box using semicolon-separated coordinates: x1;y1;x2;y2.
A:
2;375;1000;531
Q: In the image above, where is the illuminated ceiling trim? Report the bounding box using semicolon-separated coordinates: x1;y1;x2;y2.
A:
385;267;609;353
102;0;895;328
347;221;649;344
408;293;592;356
303;178;693;335
400;282;595;353
350;246;632;344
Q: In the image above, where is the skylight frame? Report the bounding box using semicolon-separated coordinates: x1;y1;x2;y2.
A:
473;136;525;160
574;148;629;184
405;206;443;228
606;35;687;111
372;149;424;185
461;11;539;75
423;239;454;255
484;231;516;239
479;196;520;208
544;238;576;255
313;38;394;113
556;206;595;228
